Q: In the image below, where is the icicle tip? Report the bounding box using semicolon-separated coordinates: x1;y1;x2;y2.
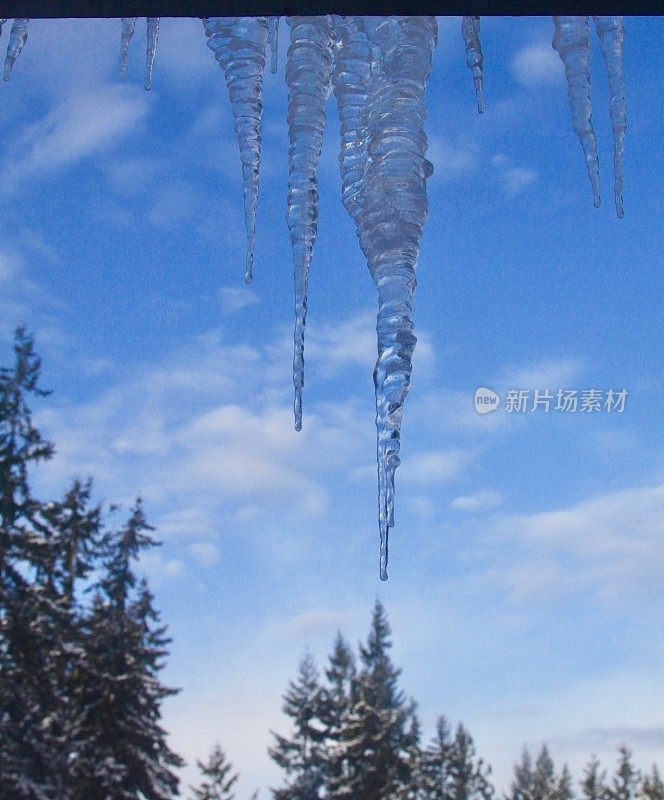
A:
245;251;254;284
294;388;302;432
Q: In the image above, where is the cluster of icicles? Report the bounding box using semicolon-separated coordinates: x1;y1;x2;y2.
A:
0;15;626;579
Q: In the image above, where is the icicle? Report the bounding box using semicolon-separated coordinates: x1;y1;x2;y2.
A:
268;16;280;74
145;17;160;91
462;16;484;113
119;17;137;81
3;19;29;82
287;16;334;432
0;20;7;35
552;16;601;208
204;17;268;284
594;16;626;218
333;16;437;580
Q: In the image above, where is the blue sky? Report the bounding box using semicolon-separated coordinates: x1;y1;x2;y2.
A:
1;14;663;798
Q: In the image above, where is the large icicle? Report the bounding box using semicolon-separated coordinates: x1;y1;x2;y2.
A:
287;16;334;432
119;17;137;81
3;19;29;82
268;16;280;74
552;16;601;208
333;16;437;580
594;16;626;218
204;17;268;284
462;16;484;113
145;17;160;91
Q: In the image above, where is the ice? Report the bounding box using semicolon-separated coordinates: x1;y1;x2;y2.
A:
552;16;601;208
462;16;484;113
333;16;437;580
594;16;626;218
0;14;628;580
119;17;137;81
145;17;160;91
3;19;29;82
286;16;334;431
204;17;269;284
268;16;280;74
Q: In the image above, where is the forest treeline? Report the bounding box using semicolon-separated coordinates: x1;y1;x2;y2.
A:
1;328;662;800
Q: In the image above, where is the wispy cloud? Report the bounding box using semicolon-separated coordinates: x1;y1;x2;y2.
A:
482;483;664;605
0;86;148;195
451;490;502;511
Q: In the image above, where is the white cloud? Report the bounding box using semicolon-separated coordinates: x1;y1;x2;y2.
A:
0;86;148;194
511;43;564;87
451;490;502;511
427;136;479;181
501;357;584;391
401;448;471;484
139;549;184;585
485;483;664;604
219;286;261;313
188;542;220;566
0;250;21;281
492;154;538;197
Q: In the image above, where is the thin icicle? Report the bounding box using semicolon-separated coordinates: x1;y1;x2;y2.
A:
204;17;268;284
552;16;601;208
3;19;29;82
145;17;160;91
287;16;334;432
119;17;137;81
334;15;437;580
594;16;626;218
268;16;280;74
462;16;484;113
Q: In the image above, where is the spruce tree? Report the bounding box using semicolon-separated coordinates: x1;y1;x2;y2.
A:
269;652;327;800
0;330;184;799
321;633;356;798
333;600;419;800
190;744;239;800
508;748;536;800
642;766;664;800
610;747;638;800
418;716;455;800
581;756;608;800
448;724;494;800
0;327;60;799
532;745;558;800
70;503;184;800
556;765;574;800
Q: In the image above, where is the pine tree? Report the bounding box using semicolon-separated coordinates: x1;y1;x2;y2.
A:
532;745;558;800
418;716;455;800
320;633;356;797
70;503;184;800
0;327;60;799
190;744;239;800
581;756;609;800
610;747;639;800
269;651;327;800
332;600;419;800
508;748;536;800
1;330;184;799
556;765;574;800
641;766;664;800
448;724;494;800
